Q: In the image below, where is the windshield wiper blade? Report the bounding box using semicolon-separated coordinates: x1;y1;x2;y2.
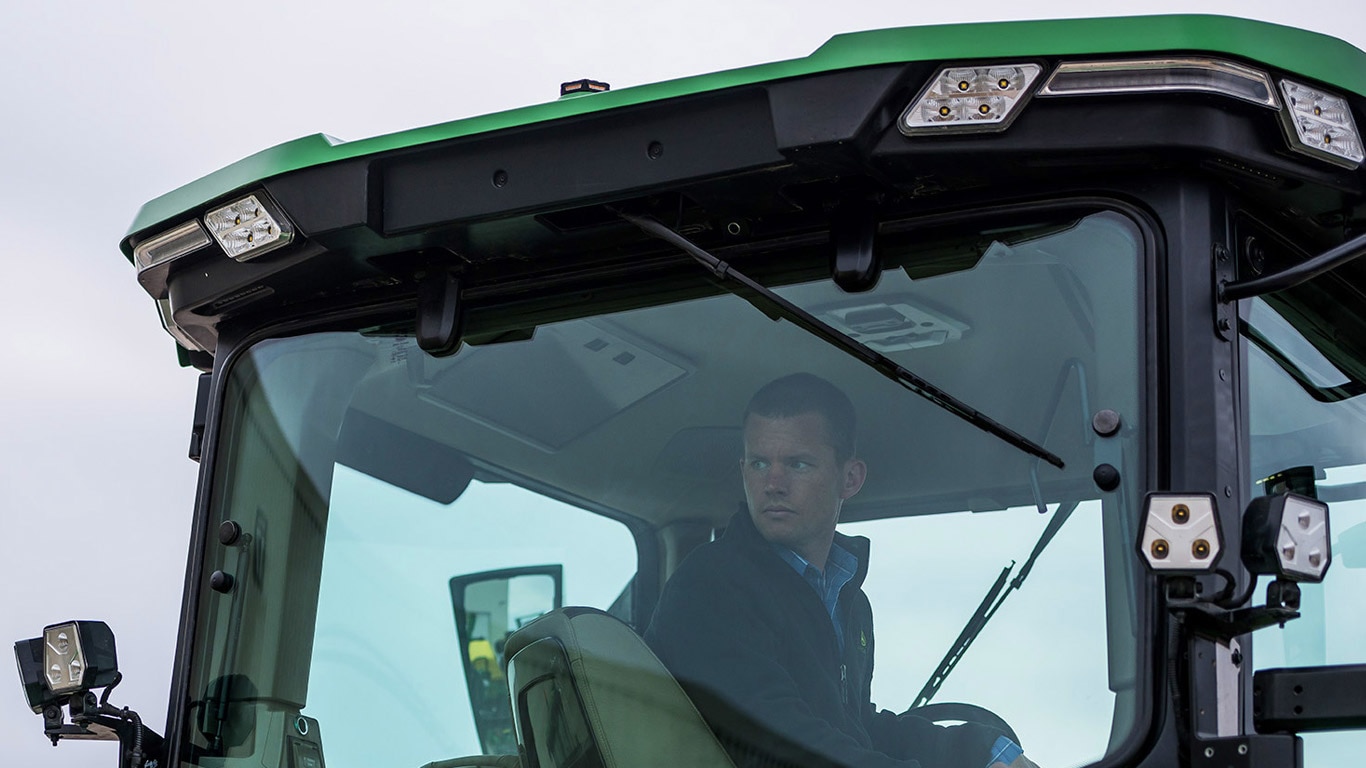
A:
912;500;1079;707
619;212;1065;469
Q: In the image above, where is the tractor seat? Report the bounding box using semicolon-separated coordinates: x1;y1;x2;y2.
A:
504;607;735;768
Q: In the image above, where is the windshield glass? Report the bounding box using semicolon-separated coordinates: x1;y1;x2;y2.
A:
1247;293;1366;768
182;209;1146;768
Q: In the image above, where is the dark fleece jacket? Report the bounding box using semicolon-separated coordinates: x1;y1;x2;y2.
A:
644;510;1002;768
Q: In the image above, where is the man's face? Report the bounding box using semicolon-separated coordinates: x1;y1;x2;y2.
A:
741;411;866;567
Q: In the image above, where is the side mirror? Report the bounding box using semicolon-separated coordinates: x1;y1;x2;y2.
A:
449;565;562;754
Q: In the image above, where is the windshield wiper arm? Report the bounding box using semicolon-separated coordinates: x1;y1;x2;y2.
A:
912;500;1080;708
619;212;1064;469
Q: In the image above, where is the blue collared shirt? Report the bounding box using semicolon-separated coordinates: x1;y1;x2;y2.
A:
775;541;858;652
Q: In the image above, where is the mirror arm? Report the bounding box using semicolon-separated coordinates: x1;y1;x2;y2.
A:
1220;231;1366;302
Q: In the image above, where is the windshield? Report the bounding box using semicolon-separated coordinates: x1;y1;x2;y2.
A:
182;208;1147;768
1246;289;1366;768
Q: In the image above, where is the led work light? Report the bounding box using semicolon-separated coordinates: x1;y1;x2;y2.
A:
1243;493;1332;583
204;194;293;261
13;621;119;712
1277;79;1365;168
1139;493;1222;573
899;63;1043;135
132;219;211;271
156;298;205;353
1038;57;1278;108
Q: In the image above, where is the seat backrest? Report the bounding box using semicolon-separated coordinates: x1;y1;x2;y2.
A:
504;607;735;768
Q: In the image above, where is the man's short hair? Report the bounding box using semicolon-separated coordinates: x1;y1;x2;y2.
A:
743;373;857;462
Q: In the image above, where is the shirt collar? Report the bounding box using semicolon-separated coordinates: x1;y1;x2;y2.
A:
774;540;856;579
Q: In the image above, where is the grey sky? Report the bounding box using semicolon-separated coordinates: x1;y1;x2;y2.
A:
2;2;1363;766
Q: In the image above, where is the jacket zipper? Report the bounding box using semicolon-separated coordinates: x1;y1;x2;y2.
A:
840;664;848;704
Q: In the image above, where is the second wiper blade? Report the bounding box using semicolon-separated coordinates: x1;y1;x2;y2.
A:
620;212;1064;469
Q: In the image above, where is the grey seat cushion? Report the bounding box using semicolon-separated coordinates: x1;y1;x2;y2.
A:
506;608;735;768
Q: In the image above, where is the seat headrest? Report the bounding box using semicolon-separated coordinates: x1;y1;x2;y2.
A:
506;608;734;768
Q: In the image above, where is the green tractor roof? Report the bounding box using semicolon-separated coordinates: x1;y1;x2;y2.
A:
124;14;1366;248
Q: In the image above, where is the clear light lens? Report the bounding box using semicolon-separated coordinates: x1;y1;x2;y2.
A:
204;194;292;261
1139;493;1222;573
133;220;211;270
1039;58;1277;108
900;63;1042;135
1276;495;1331;581
158;298;207;353
42;623;83;693
1279;79;1365;167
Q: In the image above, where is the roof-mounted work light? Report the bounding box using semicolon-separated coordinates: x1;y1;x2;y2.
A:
1139;493;1223;574
132;219;211;272
899;63;1043;135
1243;493;1332;583
156;298;206;353
1037;57;1278;108
204;193;293;262
1276;79;1365;168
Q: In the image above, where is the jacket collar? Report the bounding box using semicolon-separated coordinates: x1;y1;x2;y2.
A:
723;507;871;588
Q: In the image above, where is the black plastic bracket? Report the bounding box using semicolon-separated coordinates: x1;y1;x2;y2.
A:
831;208;880;293
45;694;165;768
1213;242;1236;341
1221;231;1366;303
188;371;212;462
1191;734;1301;767
1183;603;1300;643
416;267;463;357
1254;664;1366;733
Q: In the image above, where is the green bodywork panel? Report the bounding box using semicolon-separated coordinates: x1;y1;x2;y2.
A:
125;14;1366;250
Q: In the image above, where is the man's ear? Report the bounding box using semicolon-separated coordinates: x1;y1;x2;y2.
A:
840;458;867;500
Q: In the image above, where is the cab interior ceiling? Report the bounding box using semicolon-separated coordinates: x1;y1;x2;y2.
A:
336;215;1119;529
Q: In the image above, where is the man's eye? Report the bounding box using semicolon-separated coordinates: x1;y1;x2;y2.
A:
748;460;769;471
789;460;813;471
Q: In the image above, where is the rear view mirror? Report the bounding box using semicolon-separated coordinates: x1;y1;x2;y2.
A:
450;565;562;754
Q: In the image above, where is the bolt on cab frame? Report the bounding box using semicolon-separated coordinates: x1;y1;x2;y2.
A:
15;14;1366;768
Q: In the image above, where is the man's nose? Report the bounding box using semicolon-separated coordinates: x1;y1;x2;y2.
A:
764;465;789;492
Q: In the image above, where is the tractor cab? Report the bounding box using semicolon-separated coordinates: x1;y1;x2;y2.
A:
15;14;1366;768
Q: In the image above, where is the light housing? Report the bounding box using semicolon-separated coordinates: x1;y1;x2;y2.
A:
1243;493;1332;583
1139;493;1223;573
41;621;118;695
1038;57;1278;108
204;193;293;261
14;637;48;712
156;298;207;353
899;63;1043;135
132;219;211;271
1276;79;1365;168
13;621;119;712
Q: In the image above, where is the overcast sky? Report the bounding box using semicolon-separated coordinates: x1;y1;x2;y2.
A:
2;2;1363;766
